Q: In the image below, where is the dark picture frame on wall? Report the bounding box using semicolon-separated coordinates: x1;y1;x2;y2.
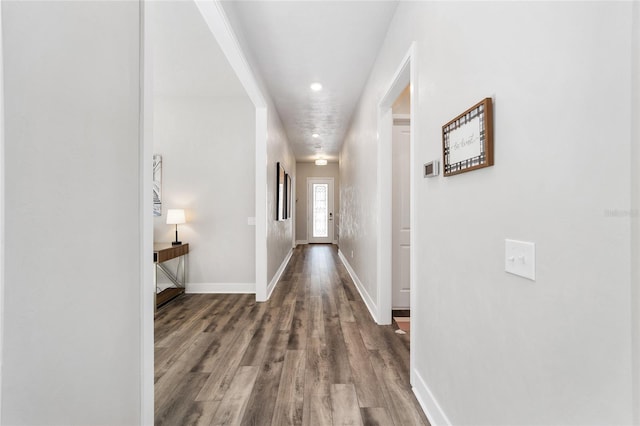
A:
283;173;290;220
276;162;293;221
442;97;494;176
286;173;292;219
276;162;286;221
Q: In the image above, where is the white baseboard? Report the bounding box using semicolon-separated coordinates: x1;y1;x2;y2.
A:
186;282;255;294
412;369;451;426
295;240;308;246
264;248;294;301
337;250;378;323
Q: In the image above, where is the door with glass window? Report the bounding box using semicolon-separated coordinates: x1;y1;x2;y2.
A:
307;178;334;244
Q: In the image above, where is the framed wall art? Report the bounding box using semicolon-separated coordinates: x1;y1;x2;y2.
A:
276;162;286;221
283;172;290;220
153;154;162;216
442;98;494;176
286;173;292;219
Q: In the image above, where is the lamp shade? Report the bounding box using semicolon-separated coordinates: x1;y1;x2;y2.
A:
166;209;186;225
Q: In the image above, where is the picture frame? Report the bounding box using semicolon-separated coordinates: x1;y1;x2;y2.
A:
276;162;286;221
153;154;162;216
283;173;290;220
286;173;292;219
442;98;494;176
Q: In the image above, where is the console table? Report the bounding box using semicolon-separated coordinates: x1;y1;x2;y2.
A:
154;243;189;309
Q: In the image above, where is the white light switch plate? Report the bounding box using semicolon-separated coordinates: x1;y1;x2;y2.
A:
247;217;256;226
505;239;535;280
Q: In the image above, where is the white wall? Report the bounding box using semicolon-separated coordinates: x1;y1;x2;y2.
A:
265;111;296;283
631;1;640;423
2;1;142;424
221;1;296;292
0;2;5;421
295;162;340;243
153;95;256;290
340;2;635;425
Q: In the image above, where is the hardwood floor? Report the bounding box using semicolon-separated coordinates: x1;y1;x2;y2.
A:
155;244;429;426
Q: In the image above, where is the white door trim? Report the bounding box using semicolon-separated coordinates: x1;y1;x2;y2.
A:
140;2;154;423
631;2;640;422
0;1;5;420
377;42;417;383
307;177;335;244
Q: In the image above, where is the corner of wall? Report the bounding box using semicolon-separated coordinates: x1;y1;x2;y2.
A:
411;369;451;426
0;1;5;420
337;250;378;323
255;107;268;301
263;247;293;302
140;1;154;424
194;1;271;302
631;1;640;423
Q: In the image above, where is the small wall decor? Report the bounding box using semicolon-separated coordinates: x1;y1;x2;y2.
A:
286;173;292;219
276;162;286;221
276;162;293;221
442;98;493;176
283;173;290;220
153;154;162;216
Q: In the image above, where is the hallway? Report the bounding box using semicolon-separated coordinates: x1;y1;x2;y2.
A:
154;244;429;425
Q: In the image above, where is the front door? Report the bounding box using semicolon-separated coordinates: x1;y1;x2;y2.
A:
307;178;334;244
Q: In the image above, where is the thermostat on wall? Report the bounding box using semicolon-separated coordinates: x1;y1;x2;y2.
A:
424;160;439;178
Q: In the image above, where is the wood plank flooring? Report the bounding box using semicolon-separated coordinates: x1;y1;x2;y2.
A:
155;244;429;426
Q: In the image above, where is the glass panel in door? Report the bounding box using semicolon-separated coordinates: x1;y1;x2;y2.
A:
313;183;328;238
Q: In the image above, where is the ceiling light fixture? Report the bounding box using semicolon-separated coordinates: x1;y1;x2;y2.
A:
312;133;320;138
315;159;328;166
310;82;323;92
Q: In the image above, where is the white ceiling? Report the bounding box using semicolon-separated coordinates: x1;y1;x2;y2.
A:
222;1;399;162
151;1;247;98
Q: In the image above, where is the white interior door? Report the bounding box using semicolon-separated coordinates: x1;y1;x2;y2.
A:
392;121;411;309
307;178;334;244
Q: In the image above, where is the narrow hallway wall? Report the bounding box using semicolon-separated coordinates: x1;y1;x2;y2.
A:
340;2;635;424
631;1;640;422
2;2;142;423
265;112;296;283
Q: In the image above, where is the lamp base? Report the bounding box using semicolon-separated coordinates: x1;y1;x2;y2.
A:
172;241;182;246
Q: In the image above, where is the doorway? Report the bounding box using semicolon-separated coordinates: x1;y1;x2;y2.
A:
392;109;411;314
141;0;271;421
377;42;416;384
307;177;335;244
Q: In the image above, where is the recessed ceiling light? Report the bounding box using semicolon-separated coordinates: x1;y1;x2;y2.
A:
310;82;323;92
315;159;328;166
312;133;320;138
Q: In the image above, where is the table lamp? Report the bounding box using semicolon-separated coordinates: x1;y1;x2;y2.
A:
166;209;186;246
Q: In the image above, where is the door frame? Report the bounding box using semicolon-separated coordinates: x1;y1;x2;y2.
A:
0;2;5;420
307;177;335;244
377;42;417;381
